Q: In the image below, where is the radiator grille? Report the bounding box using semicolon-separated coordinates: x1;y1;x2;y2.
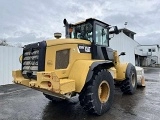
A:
55;49;70;69
22;48;39;78
21;41;46;79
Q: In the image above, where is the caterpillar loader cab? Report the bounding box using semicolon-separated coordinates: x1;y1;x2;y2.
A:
64;18;118;61
12;18;137;115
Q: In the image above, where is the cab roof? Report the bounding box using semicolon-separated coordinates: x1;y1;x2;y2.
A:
74;18;110;26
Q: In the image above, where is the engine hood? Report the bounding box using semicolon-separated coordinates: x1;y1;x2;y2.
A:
46;38;91;47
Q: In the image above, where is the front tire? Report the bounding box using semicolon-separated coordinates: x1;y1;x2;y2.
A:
120;64;137;94
79;69;114;115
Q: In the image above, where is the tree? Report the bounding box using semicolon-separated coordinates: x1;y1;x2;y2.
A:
0;39;9;46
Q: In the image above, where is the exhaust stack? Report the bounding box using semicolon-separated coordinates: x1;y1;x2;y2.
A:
63;19;70;38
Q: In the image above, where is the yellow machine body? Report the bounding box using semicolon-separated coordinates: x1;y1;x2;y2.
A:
12;39;128;99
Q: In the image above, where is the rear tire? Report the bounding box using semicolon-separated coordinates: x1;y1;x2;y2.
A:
79;69;114;115
120;65;137;94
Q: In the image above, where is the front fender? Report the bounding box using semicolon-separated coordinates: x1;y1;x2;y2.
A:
115;63;130;81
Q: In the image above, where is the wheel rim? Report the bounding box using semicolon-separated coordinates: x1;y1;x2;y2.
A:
98;81;110;103
131;73;136;87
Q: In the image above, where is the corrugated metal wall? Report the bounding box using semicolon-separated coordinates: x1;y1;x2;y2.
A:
0;46;22;85
110;32;139;65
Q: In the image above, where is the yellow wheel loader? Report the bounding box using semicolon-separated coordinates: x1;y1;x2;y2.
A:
12;18;137;115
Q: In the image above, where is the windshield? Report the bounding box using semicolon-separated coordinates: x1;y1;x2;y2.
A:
70;22;93;42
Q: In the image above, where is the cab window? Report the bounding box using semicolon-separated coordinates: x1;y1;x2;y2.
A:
95;24;108;46
71;22;93;42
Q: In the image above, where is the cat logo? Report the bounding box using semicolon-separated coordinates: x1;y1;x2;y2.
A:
85;46;91;52
78;45;91;53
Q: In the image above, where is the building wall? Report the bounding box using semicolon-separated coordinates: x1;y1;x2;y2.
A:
110;32;140;65
0;46;22;85
137;45;160;65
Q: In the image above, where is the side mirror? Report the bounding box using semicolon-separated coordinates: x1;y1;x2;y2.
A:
119;52;126;56
114;26;119;34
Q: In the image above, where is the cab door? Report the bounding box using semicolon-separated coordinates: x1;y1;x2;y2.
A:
91;22;114;61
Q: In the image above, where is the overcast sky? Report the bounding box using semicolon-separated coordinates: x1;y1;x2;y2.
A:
0;0;160;45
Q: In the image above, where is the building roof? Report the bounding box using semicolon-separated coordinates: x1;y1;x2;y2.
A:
110;28;136;34
74;18;110;26
138;44;160;48
119;28;136;34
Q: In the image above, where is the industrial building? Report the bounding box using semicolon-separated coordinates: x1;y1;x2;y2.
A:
110;28;160;67
110;28;141;66
136;45;160;66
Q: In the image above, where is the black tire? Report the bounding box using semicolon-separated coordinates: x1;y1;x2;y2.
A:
114;81;122;87
43;93;64;102
79;69;114;115
120;64;137;94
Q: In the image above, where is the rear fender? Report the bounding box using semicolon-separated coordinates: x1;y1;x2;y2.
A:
86;61;114;83
68;60;114;92
68;60;94;92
